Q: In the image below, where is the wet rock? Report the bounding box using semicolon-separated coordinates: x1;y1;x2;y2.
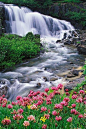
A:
62;33;67;40
64;39;72;45
0;86;8;96
56;40;61;43
67;73;76;78
18;77;31;83
72;70;79;76
61;45;64;47
64;76;85;91
77;45;86;55
69;62;74;64
0;78;10;97
43;76;48;81
50;77;58;81
36;83;41;87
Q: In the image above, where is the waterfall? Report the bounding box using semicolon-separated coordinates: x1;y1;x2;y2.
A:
1;4;80;101
4;4;74;38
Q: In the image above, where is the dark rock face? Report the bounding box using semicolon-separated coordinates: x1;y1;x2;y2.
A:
76;30;86;55
0;2;5;35
42;2;86;30
77;45;86;55
0;78;10;98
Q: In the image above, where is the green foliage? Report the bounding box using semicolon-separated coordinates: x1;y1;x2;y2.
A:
59;0;82;3
77;41;81;44
65;11;86;28
0;33;41;70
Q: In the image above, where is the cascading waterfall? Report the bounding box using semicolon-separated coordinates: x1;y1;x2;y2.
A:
4;4;74;38
1;4;85;101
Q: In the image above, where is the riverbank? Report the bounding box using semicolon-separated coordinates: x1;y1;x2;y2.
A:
0;33;42;71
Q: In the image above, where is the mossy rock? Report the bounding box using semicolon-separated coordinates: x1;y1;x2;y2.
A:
25;32;34;40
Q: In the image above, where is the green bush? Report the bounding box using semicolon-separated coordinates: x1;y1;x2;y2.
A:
65;11;86;28
0;33;41;70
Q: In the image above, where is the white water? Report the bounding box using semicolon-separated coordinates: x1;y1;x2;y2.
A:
0;4;85;101
4;4;74;38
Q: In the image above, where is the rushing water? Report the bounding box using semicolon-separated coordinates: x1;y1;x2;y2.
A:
0;4;85;101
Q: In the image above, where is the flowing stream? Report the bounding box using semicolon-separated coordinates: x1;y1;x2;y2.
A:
0;4;85;100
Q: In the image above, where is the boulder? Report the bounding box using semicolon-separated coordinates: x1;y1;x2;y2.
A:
56;40;61;43
77;45;86;55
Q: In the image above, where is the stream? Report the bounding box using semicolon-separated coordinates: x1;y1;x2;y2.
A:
0;4;85;101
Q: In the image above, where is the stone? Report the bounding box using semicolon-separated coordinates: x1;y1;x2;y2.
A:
56;40;61;43
36;83;41;87
67;73;76;78
64;39;71;45
43;76;48;81
72;70;79;76
50;77;58;81
77;45;86;55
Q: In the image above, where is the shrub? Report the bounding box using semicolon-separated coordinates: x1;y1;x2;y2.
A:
0;33;41;70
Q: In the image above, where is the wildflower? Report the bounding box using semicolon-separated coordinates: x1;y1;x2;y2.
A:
23;121;30;127
67;117;72;122
11;110;17;114
7;104;13;109
71;109;76;114
72;95;77;99
16;95;22;100
46;97;52;105
52;110;57;116
73;91;77;94
2;95;5;98
12;101;16;105
41;107;47;112
2;103;6;107
40;116;46;122
2;98;7;103
83;113;86;118
63;97;70;102
27;104;32;109
66;92;70;96
48;109;50;113
84;101;86;104
13;114;23;120
31;104;37;109
79;90;85;94
51;86;57;90
76;98;83;103
1;117;11;125
27;115;35;121
54;104;63;109
72;104;76;108
71;109;79;115
42;124;47;129
65;89;69;92
45;88;49;92
37;100;43;106
55;116;62;121
57;84;63;89
78;114;83;118
60;101;68;106
18;108;23;114
44;114;50;119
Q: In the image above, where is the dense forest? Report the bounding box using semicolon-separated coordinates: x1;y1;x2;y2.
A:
0;0;86;9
